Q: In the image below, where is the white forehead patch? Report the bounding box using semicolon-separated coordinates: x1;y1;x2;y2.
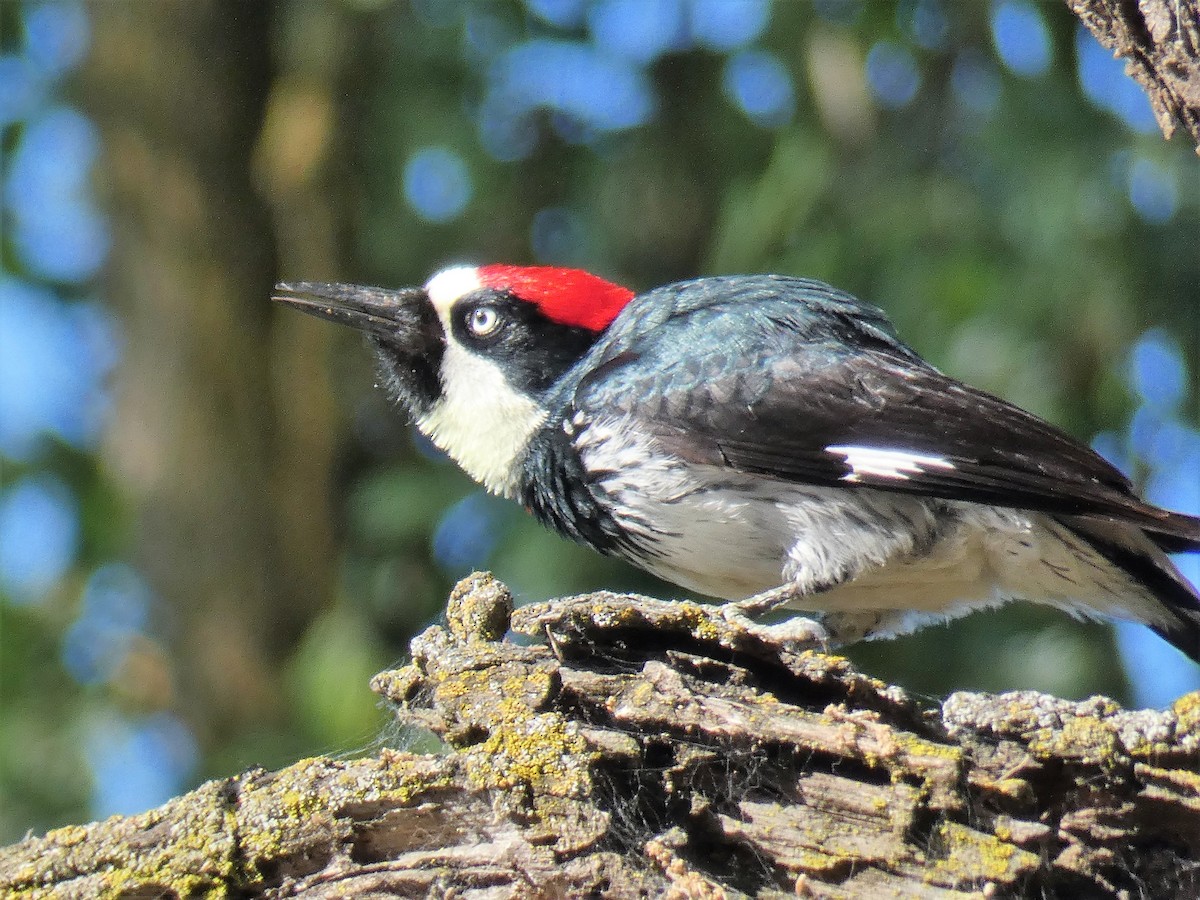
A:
827;445;955;482
425;265;482;315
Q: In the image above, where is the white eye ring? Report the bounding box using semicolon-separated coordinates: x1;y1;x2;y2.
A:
467;305;501;337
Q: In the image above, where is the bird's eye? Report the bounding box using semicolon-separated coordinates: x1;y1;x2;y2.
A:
466;305;502;337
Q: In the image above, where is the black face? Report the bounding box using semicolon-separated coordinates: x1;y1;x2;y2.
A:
270;281;447;419
450;288;602;396
369;295;446;418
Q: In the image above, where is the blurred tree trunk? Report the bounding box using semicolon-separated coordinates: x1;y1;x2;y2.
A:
79;1;347;748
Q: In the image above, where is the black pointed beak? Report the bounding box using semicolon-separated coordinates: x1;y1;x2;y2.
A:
271;281;430;341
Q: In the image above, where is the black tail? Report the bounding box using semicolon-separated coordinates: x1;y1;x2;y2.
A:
1144;508;1200;554
1066;516;1200;664
1151;609;1200;665
1106;546;1200;663
1139;511;1200;661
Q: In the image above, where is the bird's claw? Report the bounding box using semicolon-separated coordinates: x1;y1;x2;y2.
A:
719;603;830;650
726;583;799;618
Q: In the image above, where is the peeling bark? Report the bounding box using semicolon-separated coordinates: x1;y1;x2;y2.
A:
1068;0;1200;152
3;574;1198;898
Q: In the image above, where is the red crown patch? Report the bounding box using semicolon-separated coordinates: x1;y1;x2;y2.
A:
478;265;634;333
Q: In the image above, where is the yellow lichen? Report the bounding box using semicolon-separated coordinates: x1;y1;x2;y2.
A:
237;755;454;868
1134;762;1200;796
42;824;88;848
1027;716;1123;768
800;649;851;668
974;776;1034;805
17;789;241;899
890;731;963;763
404;656;599;800
464;706;594;797
788;847;858;877
927;820;1038;887
1172;691;1200;734
673;602;722;641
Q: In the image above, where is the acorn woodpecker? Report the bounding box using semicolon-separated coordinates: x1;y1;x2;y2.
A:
273;266;1200;660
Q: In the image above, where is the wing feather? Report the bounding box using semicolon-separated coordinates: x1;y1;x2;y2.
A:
565;277;1195;543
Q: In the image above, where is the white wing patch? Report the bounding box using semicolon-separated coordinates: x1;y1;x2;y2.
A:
826;445;955;482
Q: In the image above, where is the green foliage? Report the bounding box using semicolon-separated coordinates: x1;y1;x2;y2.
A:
285;605;391;749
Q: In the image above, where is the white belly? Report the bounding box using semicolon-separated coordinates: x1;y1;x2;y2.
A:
578;419;1165;627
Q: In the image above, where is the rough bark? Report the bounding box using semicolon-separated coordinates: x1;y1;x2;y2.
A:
1068;0;1200;153
3;574;1198;899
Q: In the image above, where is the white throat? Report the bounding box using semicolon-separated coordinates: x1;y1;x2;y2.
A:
418;265;546;498
417;346;546;498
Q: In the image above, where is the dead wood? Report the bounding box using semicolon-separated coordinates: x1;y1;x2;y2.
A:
1068;0;1200;152
3;573;1199;898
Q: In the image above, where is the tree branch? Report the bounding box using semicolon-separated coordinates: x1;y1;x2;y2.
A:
1068;0;1200;153
4;573;1199;898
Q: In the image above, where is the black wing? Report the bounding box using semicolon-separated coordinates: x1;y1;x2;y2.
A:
565;276;1200;547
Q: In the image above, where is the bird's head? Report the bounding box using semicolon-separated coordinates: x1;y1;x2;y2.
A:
273;265;634;494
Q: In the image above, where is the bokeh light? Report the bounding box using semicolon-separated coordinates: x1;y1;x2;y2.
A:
432;492;506;574
85;712;198;819
4;106;110;281
905;0;948;51
61;564;154;686
1126;156;1178;224
477;96;540;162
487;39;656;133
951;52;1002;116
526;0;588;29
1109;332;1200;704
1117;621;1200;709
587;0;687;64
463;9;517;63
23;2;90;76
0;476;79;604
0;281;118;459
723;49;795;127
1;1;191;837
990;1;1051;78
403;146;473;223
689;0;770;51
865;41;921;109
0;55;41;125
1130;330;1187;410
1075;26;1158;133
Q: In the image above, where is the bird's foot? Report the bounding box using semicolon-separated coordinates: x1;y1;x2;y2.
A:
721;608;830;648
725;582;803;618
723;585;907;648
721;584;829;649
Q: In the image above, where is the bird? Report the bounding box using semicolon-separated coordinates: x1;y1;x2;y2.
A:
273;266;1200;661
